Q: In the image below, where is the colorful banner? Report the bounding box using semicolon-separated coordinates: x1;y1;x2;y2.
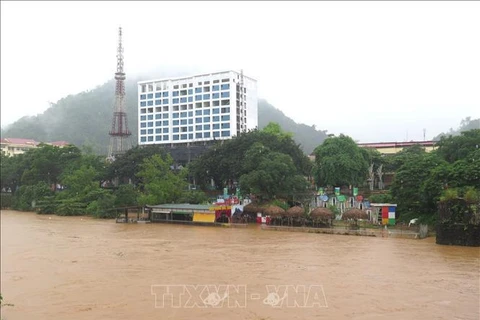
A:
223;187;228;199
353;187;358;196
334;187;340;196
317;187;324;195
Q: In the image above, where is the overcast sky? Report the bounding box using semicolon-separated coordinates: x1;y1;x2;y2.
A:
1;1;479;142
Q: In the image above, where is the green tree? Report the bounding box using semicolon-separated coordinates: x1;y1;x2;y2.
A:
313;134;369;187
239;144;309;202
136;154;188;206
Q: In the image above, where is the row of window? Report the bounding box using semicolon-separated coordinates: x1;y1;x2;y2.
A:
139;85;231;101
139;130;231;142
139;115;231;128
139;122;230;136
140;93;231;107
140;108;231;119
140;78;230;93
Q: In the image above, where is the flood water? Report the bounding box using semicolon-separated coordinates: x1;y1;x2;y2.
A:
1;210;479;320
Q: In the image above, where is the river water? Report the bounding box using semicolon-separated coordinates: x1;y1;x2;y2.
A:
1;210;479;320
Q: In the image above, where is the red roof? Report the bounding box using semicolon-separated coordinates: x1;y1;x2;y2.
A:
357;141;436;148
0;138;40;145
49;141;70;147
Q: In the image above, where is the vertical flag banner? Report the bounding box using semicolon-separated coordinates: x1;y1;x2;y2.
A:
353;187;358;196
335;187;340;196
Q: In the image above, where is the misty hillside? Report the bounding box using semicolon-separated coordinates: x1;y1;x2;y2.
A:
433;117;480;140
1;73;328;155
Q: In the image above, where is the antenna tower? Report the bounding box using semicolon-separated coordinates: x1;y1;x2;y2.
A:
108;26;131;159
237;69;245;136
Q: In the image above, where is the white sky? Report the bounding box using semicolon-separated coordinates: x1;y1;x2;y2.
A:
1;1;479;142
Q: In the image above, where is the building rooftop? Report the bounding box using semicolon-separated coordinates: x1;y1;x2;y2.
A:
138;70;257;85
1;138;40;145
357;140;436;148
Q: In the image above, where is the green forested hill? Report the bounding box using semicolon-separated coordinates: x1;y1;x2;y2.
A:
1;75;328;154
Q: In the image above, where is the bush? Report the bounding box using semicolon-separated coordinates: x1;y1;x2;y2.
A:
87;193;117;219
114;184;138;207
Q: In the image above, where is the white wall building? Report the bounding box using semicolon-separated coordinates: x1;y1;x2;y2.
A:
137;70;258;146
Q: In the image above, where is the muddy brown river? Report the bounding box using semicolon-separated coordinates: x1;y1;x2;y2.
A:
1;210;479;320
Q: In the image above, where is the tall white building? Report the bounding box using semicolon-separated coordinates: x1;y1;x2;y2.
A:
137;70;258;146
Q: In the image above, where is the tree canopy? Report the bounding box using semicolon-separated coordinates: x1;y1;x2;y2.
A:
313;134;370;187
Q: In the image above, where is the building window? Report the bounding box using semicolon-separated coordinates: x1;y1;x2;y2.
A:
204;132;211;138
203;86;210;92
203;94;210;100
140;115;146;121
173;127;179;133
173;135;179;141
140;108;146;114
212;85;219;91
213;116;219;122
156;128;161;134
141;136;146;142
162;92;168;97
188;97;193;102
213;100;220;106
221;123;230;129
180;97;187;103
221;130;230;137
221;100;229;106
203;116;210;122
181;126;187;133
163;99;169;104
163;135;169;140
173;113;179;119
196;133;202;139
140;129;146;135
140;101;146;107
213;123;220;130
213;108;220;114
181;134;188;140
141;85;146;93
203;124;210;130
140;122;146;128
188;111;193;117
188;126;193;132
163;113;169;119
188;119;193;124
156;121;162;126
195;95;202;101
195;110;202;116
195;87;202;93
163;120;168;126
174;85;179;89
221;115;230;121
221;84;230;90
155;114;161;119
221;92;230;98
173;120;179;126
189;134;193;139
147;115;154;120
221;107;230;113
155;99;161;105
148;136;154;142
147;122;153;127
180;112;188;118
213;79;219;84
180;119;187;125
195;102;202;108
147;93;154;99
155;135;161;141
212;93;220;99
203;109;210;115
163;128;169;133
155;92;161;98
180;90;187;96
188;89;193;95
213;131;220;138
173;98;179;104
221;78;229;83
140;94;146;100
173;91;179;97
195;117;202;123
148;129;154;134
196;125;202;131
